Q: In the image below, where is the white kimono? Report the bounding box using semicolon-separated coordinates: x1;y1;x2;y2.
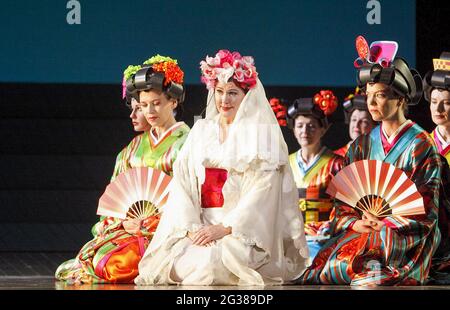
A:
135;80;309;286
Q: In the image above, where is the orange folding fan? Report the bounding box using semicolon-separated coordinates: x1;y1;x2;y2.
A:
326;160;425;217
97;167;172;220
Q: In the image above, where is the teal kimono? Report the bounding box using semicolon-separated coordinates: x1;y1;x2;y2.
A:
299;122;442;285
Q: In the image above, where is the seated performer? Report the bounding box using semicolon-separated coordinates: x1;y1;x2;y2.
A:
135;49;309;286
334;88;376;157
299;39;442;286
423;52;450;165
286;91;343;259
55;55;190;284
423;52;450;283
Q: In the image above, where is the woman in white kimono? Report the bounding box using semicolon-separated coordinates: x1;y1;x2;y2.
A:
135;49;309;286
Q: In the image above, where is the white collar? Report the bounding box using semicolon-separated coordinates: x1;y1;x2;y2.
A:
436;127;450;149
150;122;183;145
382;120;412;144
297;146;326;172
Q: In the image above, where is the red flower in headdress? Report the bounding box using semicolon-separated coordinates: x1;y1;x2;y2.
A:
269;98;287;126
313;90;338;116
200;49;258;90
152;61;184;86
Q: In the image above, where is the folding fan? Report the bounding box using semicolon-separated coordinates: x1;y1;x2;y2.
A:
326;160;425;217
97;167;172;220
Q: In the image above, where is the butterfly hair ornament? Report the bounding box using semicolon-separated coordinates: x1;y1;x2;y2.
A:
354;35;423;106
354;35;398;69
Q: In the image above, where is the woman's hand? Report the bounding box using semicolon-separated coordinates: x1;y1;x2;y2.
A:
122;218;142;235
352;219;375;233
187;231;213;247
362;211;385;231
191;224;232;246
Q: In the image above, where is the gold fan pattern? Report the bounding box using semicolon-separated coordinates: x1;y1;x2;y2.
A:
97;167;172;220
326;159;425;217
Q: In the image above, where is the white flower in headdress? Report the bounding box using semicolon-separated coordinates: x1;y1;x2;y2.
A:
241;56;254;66
216;63;235;84
234;68;245;83
200;49;259;90
205;55;221;66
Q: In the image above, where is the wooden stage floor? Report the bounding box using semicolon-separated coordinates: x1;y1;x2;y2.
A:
0;276;448;290
0;252;449;290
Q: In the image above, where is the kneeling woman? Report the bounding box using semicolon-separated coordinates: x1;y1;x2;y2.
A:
423;52;450;281
334;88;376;157
55;56;190;284
423;52;450;165
299;41;442;286
135;50;309;286
286;92;343;259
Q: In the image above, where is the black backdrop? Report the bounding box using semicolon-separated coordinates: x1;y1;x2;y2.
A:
0;0;449;252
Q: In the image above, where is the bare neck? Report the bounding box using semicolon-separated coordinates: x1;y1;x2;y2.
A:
300;143;322;163
382;114;408;137
219;118;232;143
152;117;176;140
438;125;450;143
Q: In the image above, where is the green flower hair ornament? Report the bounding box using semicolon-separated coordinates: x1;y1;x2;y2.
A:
122;55;183;100
123;55;178;82
122;65;142;99
143;54;178;66
123;65;142;82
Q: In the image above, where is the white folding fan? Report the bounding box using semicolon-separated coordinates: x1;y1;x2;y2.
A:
97;167;172;220
326;159;425;217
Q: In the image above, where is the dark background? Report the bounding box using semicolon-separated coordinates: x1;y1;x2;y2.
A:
0;1;448;256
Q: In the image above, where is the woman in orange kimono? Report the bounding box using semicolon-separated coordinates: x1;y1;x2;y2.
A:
286;91;344;259
55;55;190;284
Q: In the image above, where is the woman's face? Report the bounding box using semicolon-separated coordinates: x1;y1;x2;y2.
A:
139;90;177;128
430;89;450;127
349;109;375;141
365;83;403;122
129;98;150;132
293;115;326;148
214;81;246;123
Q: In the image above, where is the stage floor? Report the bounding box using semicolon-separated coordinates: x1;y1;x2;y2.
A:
0;276;449;290
1;252;449;290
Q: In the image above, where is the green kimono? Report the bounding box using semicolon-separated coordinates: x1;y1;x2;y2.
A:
55;122;190;284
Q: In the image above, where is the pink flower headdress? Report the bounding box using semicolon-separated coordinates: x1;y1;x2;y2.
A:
200;49;258;90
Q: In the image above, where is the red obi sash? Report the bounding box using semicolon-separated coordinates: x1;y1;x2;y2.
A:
201;168;228;208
